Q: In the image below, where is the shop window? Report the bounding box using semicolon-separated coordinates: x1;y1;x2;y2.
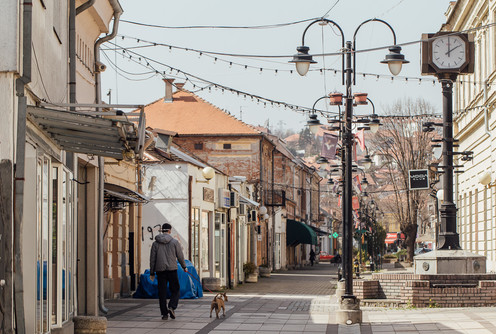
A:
214;213;226;279
191;208;200;272
201;211;211;271
36;161;75;332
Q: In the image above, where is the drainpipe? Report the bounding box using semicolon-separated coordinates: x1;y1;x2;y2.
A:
484;79;491;136
94;0;123;315
13;1;32;333
76;0;95;15
271;147;276;270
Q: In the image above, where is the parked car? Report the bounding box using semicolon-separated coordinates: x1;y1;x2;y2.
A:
319;251;334;262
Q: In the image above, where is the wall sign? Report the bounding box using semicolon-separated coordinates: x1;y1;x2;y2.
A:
203;187;214;203
409;169;429;190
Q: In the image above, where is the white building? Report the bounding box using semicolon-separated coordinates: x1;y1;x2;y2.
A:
443;0;496;271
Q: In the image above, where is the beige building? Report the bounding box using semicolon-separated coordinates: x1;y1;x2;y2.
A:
0;0;147;333
442;0;496;271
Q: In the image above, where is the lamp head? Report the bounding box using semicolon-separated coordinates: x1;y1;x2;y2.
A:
316;156;329;168
361;155;373;170
202;166;215;180
479;171;492;186
307;113;321;135
361;176;369;190
368;115;380;134
289;46;316;76
380;45;409;76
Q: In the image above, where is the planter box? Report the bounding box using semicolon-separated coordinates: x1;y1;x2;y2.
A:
245;273;258;283
259;267;271;278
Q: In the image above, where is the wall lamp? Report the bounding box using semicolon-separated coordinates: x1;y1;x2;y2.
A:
196;166;215;183
479;171;496;188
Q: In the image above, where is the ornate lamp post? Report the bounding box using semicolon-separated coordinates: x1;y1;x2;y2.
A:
291;18;407;324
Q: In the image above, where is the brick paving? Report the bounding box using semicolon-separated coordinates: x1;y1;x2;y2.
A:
105;263;496;333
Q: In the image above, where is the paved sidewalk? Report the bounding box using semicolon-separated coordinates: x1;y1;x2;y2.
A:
105;263;496;333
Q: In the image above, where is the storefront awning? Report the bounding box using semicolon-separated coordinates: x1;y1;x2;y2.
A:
286;219;317;246
104;183;149;203
239;194;259;207
309;225;330;236
27;105;145;160
385;238;396;244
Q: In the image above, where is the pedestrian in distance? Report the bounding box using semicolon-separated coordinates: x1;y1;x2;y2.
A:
309;248;316;266
150;223;188;320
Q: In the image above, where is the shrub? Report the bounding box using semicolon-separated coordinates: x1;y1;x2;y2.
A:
243;262;256;275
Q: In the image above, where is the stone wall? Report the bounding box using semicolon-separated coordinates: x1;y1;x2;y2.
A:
353;273;496;307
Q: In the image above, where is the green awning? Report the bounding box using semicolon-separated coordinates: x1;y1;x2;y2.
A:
286;219;318;246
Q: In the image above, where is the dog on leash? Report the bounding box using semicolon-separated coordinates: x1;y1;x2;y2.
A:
210;292;228;319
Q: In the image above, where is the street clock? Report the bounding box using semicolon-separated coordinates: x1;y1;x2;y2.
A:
421;32;474;77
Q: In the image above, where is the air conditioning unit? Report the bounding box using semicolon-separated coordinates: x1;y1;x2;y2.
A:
218;189;230;209
230;191;239;208
238;203;246;215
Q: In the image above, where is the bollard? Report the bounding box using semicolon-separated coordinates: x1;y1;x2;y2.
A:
74;316;107;334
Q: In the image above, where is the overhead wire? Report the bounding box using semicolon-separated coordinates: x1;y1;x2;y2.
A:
116;22;496;59
120;17;320;30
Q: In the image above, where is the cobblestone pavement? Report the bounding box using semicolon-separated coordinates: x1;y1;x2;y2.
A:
105;263;496;333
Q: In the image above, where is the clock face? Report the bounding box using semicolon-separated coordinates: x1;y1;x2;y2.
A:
432;35;467;70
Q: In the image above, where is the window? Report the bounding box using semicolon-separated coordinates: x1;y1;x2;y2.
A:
37;162;75;331
223;143;231;149
201;211;211;271
36;157;50;333
214;213;226;279
194;143;203;150
191;208;200;272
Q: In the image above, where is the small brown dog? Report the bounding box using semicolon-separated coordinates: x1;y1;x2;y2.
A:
210;292;228;319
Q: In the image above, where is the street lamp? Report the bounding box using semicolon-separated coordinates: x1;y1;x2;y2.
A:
292;18;407;324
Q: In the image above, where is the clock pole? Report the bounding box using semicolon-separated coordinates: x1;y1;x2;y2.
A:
438;74;461;250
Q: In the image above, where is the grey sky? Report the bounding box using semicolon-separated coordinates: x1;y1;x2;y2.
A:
101;0;452;131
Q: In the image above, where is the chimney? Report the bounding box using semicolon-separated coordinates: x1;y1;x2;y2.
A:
175;82;185;91
163;78;175;103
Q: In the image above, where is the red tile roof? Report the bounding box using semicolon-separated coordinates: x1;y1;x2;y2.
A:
140;90;260;136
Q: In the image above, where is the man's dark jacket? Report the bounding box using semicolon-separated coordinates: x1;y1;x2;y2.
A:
150;233;187;273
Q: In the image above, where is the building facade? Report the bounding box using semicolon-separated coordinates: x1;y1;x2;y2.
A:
443;0;496;271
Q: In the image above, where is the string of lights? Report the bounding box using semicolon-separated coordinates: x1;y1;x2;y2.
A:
108;36;490;86
102;46;339;115
102;44;485;119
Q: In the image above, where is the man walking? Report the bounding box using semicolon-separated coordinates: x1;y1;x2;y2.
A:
150;223;188;320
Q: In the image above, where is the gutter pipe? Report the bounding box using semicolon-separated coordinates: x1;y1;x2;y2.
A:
14;1;33;333
76;0;95;16
94;0;123;315
484;79;491;136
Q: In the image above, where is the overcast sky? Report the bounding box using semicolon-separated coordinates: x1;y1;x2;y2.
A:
101;0;452;131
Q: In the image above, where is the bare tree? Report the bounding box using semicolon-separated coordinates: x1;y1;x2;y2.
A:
371;98;435;262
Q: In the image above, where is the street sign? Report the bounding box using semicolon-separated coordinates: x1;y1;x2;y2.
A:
409;169;429;190
332;232;339;239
